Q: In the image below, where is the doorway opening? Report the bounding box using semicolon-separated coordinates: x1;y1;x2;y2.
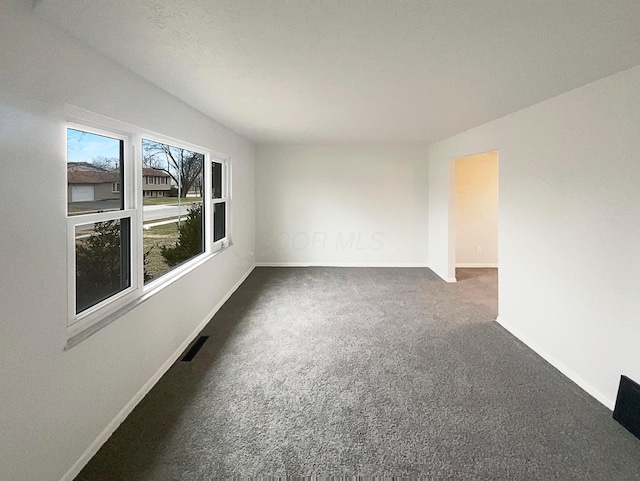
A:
453;151;499;316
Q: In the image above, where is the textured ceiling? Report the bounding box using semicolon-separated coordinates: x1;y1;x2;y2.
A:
37;0;640;144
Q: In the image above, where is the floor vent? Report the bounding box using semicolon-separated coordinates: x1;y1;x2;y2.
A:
181;336;209;362
613;375;640;440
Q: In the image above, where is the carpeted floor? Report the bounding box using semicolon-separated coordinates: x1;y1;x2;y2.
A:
76;267;640;480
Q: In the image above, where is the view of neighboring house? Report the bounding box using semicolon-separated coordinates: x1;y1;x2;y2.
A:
142;168;171;197
67;162;119;203
67;163;171;202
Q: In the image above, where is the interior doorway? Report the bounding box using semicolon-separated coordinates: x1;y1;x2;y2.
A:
453;151;499;315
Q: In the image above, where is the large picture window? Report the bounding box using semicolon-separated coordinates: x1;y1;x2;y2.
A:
141;139;205;284
66;117;231;343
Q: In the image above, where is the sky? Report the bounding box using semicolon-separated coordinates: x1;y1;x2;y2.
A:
67;128;120;164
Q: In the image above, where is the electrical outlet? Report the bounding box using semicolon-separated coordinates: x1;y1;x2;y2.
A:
476;246;482;254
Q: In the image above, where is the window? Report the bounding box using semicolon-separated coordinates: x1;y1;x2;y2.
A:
66;115;231;343
75;219;130;313
67;127;133;322
142;138;205;284
211;159;228;244
67;128;123;215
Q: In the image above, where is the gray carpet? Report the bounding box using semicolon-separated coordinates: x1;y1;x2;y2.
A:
76;267;640;480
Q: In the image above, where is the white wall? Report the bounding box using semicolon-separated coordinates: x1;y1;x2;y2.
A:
429;65;640;409
455;151;499;267
256;144;429;266
0;2;255;480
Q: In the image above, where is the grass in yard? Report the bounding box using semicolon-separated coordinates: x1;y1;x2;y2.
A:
68;205;95;215
143;221;178;282
143;216;181;226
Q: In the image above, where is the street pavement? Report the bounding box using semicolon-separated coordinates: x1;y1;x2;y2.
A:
69;199;201;222
143;203;194;221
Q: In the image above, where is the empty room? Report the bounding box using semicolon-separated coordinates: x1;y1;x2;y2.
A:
1;1;640;480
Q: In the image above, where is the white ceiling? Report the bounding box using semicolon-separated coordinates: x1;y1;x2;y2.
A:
37;0;640;144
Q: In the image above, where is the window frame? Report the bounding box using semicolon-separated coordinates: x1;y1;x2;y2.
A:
211;155;231;252
66;123;139;335
139;134;211;291
65;109;231;346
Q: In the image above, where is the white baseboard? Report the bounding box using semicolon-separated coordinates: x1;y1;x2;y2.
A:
427;265;457;283
495;315;614;410
61;264;256;481
255;262;430;268
456;263;498;268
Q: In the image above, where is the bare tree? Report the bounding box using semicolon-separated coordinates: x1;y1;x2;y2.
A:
142;140;203;197
90;155;119;171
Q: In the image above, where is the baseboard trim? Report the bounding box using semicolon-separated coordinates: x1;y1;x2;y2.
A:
495;315;614;410
456;263;499;268
427;265;457;283
61;264;256;481
255;262;430;268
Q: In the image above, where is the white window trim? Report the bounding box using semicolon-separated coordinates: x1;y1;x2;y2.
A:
66;123;139;333
211;155;231;251
139;133;212;293
65;106;232;348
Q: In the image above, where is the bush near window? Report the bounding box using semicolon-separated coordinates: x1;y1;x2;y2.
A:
76;221;123;311
160;203;203;267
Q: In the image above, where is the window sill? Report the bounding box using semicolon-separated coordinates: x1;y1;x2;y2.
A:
65;241;232;350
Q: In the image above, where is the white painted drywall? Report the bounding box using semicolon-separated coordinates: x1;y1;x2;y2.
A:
0;2;255;480
455;152;499;267
255;145;429;266
428;65;640;408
